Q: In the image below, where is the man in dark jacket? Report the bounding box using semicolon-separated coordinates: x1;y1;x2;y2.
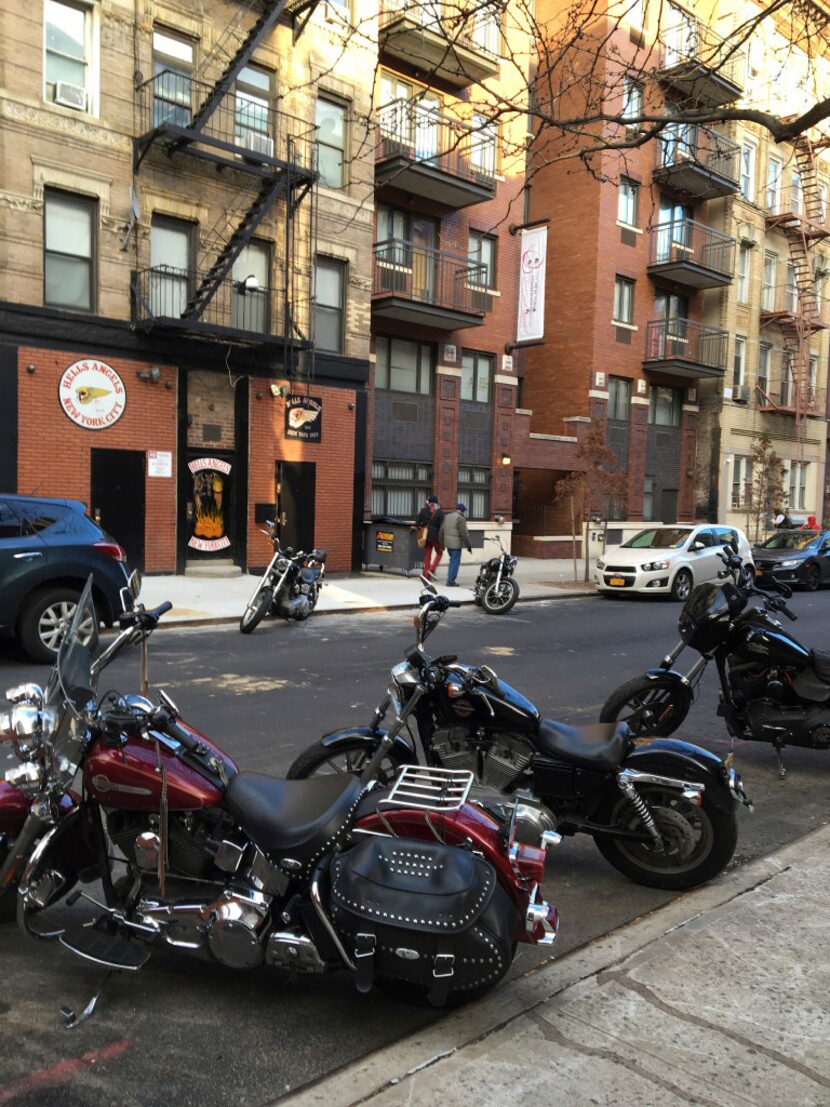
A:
415;495;444;579
439;503;471;586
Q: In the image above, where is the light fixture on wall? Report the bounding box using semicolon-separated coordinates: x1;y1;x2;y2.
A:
270;383;291;398
137;366;161;383
26;364;36;374
501;453;512;467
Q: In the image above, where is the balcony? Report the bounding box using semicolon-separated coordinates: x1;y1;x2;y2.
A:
657;20;744;107
764;185;830;239
376;100;496;209
757;377;826;417
132;266;296;349
643;318;728;380
372;240;490;330
647;218;736;289
135;71;317;184
760;286;830;330
653;125;740;201
378;2;500;88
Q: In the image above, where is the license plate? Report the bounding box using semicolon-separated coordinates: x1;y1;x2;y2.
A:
755;567;763;577
609;576;626;587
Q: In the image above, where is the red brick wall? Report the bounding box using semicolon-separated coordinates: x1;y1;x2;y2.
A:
17;347;178;572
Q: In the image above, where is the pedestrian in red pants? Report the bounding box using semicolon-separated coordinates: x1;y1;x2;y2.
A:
415;495;444;579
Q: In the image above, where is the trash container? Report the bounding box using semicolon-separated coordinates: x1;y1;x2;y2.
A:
363;518;421;573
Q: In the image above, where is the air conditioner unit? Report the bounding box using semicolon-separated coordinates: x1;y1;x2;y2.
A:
243;133;274;159
54;81;86;111
734;385;750;404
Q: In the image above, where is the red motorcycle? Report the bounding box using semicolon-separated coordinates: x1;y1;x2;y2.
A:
0;578;558;1020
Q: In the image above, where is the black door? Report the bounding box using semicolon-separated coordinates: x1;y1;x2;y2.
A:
91;449;146;571
277;461;316;552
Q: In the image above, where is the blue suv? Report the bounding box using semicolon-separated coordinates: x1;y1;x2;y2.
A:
0;495;133;662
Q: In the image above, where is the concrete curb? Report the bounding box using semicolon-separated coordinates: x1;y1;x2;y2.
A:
275;823;830;1106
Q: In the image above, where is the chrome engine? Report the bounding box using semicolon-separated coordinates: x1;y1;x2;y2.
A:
430;728;533;791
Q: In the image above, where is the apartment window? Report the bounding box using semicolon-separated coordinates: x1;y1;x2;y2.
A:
45;0;91;109
316;97;347;188
737;243;751;302
150;215;192;318
371;460;431;518
375;337;433;395
782;352;794;405
758;343;771;394
643;475;655;519
232;241;269;333
627;0;645;26
470;114;497;176
471;9;500;55
809;354;818;396
786;262;798;313
762;252;776;311
618;178;639;226
314;257;346;353
732;335;746;387
787;461;808;511
235;65;271;152
608;376;631;421
740;141;756;202
818;181;828;225
766;157;782;213
458;466;490;520
468;231;496;288
613;276;635;324
153;29;193;128
649;385;681;426
732;457;753;509
44;189;95;311
461;351;492;403
791;171;803;215
621;77;643;122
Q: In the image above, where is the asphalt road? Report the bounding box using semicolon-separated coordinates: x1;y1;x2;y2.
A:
1;591;830;1106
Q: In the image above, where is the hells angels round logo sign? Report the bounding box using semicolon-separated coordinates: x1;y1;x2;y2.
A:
58;359;126;430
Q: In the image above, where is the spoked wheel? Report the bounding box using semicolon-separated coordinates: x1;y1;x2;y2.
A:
670;569;693;602
599;675;690;738
287;737;408;785
595;784;738;890
19;588;97;663
240;586;273;634
481;578;519;615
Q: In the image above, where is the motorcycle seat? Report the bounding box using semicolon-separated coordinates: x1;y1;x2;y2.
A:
811;649;830;684
224;773;364;872
535;720;629;771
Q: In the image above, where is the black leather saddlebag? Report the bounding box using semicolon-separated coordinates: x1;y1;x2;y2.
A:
329;836;516;1005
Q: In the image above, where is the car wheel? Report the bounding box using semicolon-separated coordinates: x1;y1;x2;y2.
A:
670;568;693;602
18;587;96;664
803;563;821;592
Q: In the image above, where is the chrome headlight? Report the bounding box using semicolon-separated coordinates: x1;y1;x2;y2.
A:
777;559;800;569
10;704;43;759
641;559;671;572
390;661;419;688
596;559;605;570
276;558;290;573
5;683;43;707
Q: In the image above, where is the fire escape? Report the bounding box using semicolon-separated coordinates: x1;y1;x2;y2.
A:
131;0;320;368
759;135;829;425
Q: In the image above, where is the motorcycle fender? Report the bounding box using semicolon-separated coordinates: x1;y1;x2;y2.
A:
319;726;416;761
19;803;99;898
643;668;694;712
624;739;736;815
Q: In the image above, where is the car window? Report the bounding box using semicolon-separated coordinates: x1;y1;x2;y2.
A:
693;529;715;548
716;528;740;549
623;528;692;549
758;531;817;551
0;501;23;540
15;500;86;537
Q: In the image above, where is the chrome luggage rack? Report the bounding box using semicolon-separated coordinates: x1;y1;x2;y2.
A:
373;765;475;842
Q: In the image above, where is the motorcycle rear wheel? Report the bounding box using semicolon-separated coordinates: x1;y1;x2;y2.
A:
482;578;519;615
599;675;690;738
287;737;407;784
240;586;273;634
594;784;738;890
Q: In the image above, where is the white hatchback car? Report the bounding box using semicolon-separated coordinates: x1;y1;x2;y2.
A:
594;524;753;601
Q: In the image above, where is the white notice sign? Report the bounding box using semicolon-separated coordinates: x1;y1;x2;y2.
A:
147;450;172;477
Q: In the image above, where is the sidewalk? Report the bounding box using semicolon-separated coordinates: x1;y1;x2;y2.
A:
138;558;598;627
280;824;830;1106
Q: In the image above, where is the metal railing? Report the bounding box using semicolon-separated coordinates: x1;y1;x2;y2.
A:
760;285;830;324
655;124;740;183
659;19;745;88
133;265;287;335
648;217;736;276
757;377;825;414
644;317;728;371
378;0;499;58
373;240;489;315
764;182;827;224
136;71;317;174
376;99;496;186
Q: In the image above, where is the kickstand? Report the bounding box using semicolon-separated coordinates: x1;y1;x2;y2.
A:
60;969;113;1029
773;744;787;780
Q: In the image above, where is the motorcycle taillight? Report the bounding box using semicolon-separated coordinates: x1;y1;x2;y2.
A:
94;541;127;562
511;842;546;886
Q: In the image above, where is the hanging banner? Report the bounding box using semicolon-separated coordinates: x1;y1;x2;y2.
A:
516;226;547;344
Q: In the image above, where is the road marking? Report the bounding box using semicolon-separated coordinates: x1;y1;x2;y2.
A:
0;1038;134;1104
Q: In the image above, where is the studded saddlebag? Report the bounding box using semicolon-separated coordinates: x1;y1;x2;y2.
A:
329;836;516;1005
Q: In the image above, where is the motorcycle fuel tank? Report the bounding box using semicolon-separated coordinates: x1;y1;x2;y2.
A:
733;616;812;670
441;667;539;729
84;734;226;810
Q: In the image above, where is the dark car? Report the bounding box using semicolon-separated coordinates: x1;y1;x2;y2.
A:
0;494;133;662
752;528;830;592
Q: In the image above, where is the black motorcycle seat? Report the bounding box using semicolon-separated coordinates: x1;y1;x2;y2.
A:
811;649;830;684
224;773;363;870
536;720;629;771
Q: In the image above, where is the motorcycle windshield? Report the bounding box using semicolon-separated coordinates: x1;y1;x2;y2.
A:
54;575;100;714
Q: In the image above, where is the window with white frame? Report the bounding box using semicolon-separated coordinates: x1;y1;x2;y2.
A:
733;335;746;387
627;0;645;27
649;385;682;425
460;351;492;403
732;457;753;508
621;77;643;122
371;460;431;518
44;189;96;311
471;8;500;55
818;180;828;225
614;276;635;324
313;256;346;353
150;215;192;318
375;336;433;394
766;156;782;213
758;343;771;394
458;466;490;520
232;241;269;333
740;141;756;202
45;0;93;111
153;29;194;128
618;177;639;226
470;114;497;176
786;262;798;312
235;65;271;152
782;351;794;405
790;170;803;214
786;461;808;511
762;252;776;310
468;231;496;288
737;243;751;302
608;376;631;420
316;96;347;188
809;353;818;397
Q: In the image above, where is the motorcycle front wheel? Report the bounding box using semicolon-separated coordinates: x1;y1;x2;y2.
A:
594;784;738;890
481;578;519;615
287;737;408;785
599;675;690;738
240;585;274;634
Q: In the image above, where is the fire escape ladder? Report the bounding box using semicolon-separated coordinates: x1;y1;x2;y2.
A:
182;177;287;320
794;136;824;226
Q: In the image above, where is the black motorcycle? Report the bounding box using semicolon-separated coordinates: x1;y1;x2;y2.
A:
288;582;751;890
240;521;326;633
599;544;826;777
473;533;519;614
